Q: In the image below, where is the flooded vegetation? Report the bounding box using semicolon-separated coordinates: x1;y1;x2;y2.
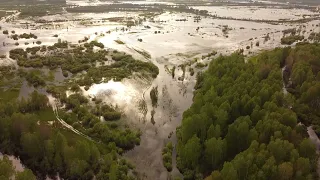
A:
0;0;320;180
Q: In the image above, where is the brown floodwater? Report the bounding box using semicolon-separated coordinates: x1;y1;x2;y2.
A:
1;5;320;179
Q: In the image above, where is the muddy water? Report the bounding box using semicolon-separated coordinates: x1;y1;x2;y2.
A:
193;6;320;21
1;6;320;180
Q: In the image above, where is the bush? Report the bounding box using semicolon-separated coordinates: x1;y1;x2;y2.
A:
25;71;46;87
36;41;42;45
3;30;8;34
150;86;158;107
18;33;37;39
189;67;194;76
62;71;68;77
195;62;206;68
11;34;18;40
162;142;173;172
281;35;304;45
103;111;121;121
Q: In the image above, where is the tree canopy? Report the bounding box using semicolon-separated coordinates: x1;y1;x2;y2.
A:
176;43;319;179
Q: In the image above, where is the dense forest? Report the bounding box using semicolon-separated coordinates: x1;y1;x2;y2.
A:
176;43;320;180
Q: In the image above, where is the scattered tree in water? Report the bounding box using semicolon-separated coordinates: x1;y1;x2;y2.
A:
150;86;158;108
9;40;159;86
151;109;156;125
162;142;173;172
171;66;176;79
281;35;304;45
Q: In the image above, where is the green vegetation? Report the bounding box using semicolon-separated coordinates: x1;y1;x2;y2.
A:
9;40;158;86
150;86;158;108
19;5;64;17
11;34;18;40
281;35;304;45
178;64;187;81
282;28;297;36
24;70;46;87
281;43;320;134
171;66;176;78
202;50;217;59
0;90;137;179
195;62;207;68
0;37;158;179
115;40;125;44
308;32;320;42
58;93;141;150
19;33;37;39
0;156;36;179
92;104;122;121
176;44;318;179
3;30;8;34
189;67;195;76
134;48;151;59
162;142;173;172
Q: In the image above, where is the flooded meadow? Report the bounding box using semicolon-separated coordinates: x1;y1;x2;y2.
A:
1;2;320;179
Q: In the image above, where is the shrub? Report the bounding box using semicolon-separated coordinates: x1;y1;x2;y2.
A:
150;86;158;107
162;142;173;172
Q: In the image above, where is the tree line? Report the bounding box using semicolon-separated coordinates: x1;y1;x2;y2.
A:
176;43;319;180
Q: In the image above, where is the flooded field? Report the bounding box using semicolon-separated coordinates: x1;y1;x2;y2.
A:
193;6;320;21
1;3;320;179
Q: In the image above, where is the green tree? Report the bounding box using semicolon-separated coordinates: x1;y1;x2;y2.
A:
204;137;226;169
277;162;293;180
221;162;238;180
181;135;201;169
299;139;316;159
16;169;36;180
0;156;14;179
